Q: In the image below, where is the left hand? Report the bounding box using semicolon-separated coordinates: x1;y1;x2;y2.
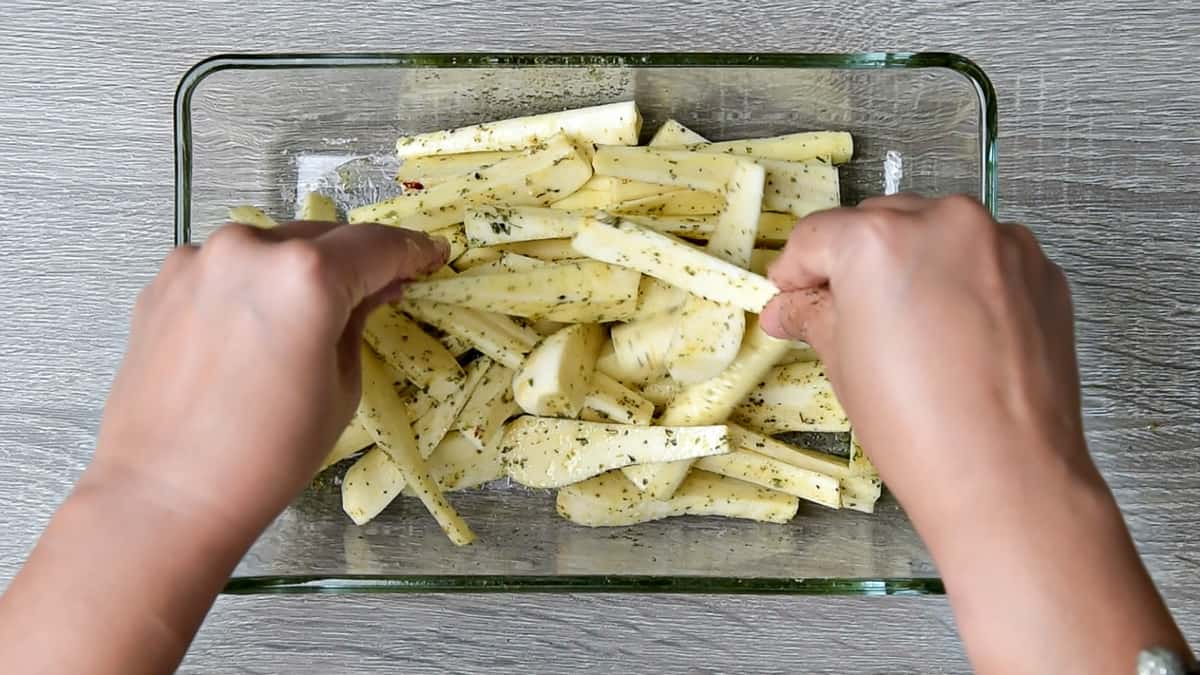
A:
92;220;448;532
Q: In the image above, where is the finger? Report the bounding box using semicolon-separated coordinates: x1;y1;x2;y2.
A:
857;192;929;213
313;223;450;307
766;207;863;291
759;287;835;353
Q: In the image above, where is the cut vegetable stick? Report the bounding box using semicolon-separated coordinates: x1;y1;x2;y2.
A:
457;251;546;277
609;312;676;378
350;133;591;231
556;470;799;527
464;205;596;246
623;212;797;247
358;346;474;544
639;375;683;407
452;247;504;271
228;205;277;229
849;429;880;477
436;332;474;358
581;372;655;426
609;189;725;216
530;318;568;336
731;360;850;433
363;306;464;391
400;385;436;422
453;361;507;432
549;188;616;211
649;119;709;146
413;356;491;457
319;419;373;472
395;150;521;187
776;345;820;365
402;299;532;369
665;158;765;383
622;325;791;497
394;101;641;157
430;224;469;263
403;260;641;322
296;192;338;221
695;449;841;509
628;277;686;320
571;218;779;313
513;323;605;418
596;339;656;387
760;158;841;217
458;373;521;452
492;238;581;261
685;131;854;164
549;176;685;211
842;475;884;513
593;145;743;193
341;447;407;525
405;431;507;493
502;416;731;488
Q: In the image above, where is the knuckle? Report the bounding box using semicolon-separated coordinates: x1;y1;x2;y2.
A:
275;240;334;298
206;223;259;255
941;193;987;216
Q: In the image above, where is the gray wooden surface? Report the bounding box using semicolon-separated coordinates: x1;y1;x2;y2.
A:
0;1;1196;672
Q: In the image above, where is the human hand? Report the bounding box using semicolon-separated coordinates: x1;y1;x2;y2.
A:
93;220;448;533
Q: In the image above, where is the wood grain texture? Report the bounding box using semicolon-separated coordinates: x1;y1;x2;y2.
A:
0;0;1196;672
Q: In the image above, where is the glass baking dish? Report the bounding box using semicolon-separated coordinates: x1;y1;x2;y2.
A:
175;52;996;595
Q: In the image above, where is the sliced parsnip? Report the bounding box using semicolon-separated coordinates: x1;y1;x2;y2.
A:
629;277;686;320
341;447;407;525
403;260;641;322
395;150;521;187
695;450;841;509
849;430;880;477
530;319;568;336
513;323;605;417
228;205;277;229
609;312;675;380
609;189;725;216
405;431;507;493
665;158;765;383
649;119;709;146
319;419;373;472
400;385;436;422
596;339;656;387
639;375;682;407
394;101;641;157
571;219;779;313
458;251;546;277
623;212;797;247
622;325;791;497
731;360;850;433
358;346;474;544
451;247;504;271
760;158;841;217
453;360;507;432
593;145;743;193
551;176;684;211
437;332;474;358
464;205;596;246
492;238;581;261
456;366;521;451
685;131;854;164
556;470;799;527
413;356;491;457
296;192;338;221
402;299;533;369
502;416;731;488
430;224;469;263
350;133;591;231
776;345;820;365
581;372;655;426
363;306;464;391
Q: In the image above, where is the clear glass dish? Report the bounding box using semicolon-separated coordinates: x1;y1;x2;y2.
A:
175;52;996;595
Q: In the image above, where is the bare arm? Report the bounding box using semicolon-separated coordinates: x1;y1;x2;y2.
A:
0;220;448;674
761;194;1192;674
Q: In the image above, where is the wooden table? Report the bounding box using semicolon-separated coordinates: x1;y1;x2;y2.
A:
1;1;1196;672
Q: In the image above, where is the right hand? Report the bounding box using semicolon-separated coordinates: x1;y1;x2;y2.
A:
759;194;1085;521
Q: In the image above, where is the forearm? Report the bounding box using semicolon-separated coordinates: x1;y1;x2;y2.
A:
904;436;1191;675
0;466;259;674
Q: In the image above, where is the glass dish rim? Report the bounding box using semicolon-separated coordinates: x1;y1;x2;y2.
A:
174;51;995;596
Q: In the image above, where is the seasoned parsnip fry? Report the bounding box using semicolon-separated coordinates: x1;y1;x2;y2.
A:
413;356;491;457
341;447;407;525
228;205;277;229
513;323;605;418
638;375;682;407
609;312;675;380
649;119;708;146
457;252;546;277
628;277;686;320
622;325;791;498
402;299;533;370
759;158;840;217
395;150;521;187
503;417;732;488
596;339;655;387
296;192;338;221
492;238;581;261
358;346;474;544
362;306;464;391
451;247;505;271
685;131;854;164
593;146;743;193
350;134;591;231
623;212;797;247
581;372;655;426
731;360;850;434
394;101;641;157
464;205;596;247
319;418;373;473
557;470;799;527
430;224;469;263
405;431;507;493
571;219;779;313
695;450;841;509
456;365;521;451
403;260;641;322
609;189;725;216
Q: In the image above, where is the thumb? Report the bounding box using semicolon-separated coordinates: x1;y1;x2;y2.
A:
759;288;835;354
